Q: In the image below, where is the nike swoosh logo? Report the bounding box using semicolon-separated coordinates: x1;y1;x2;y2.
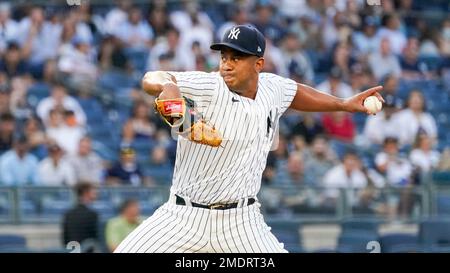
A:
231;98;239;103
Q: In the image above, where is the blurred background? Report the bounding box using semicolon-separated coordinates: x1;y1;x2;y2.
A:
0;0;449;253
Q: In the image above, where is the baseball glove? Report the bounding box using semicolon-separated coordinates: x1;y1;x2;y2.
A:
154;97;222;147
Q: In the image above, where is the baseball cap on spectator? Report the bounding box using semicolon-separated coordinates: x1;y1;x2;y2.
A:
210;25;266;57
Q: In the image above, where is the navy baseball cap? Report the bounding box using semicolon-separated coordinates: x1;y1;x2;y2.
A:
210;25;266;57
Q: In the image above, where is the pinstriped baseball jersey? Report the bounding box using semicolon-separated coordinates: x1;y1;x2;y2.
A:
169;71;298;204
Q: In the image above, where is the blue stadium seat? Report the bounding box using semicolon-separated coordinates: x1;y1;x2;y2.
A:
336;230;378;253
432;171;450;186
379;233;419;253
341;218;380;234
419;219;450;251
267;220;303;253
436;196;450;215
0;235;26;250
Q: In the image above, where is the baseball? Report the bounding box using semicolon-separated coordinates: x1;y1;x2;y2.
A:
363;96;382;114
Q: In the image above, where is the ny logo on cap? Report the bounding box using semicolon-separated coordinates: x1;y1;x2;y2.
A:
228;27;240;40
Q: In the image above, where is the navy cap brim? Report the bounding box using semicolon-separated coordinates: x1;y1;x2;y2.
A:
210;42;259;56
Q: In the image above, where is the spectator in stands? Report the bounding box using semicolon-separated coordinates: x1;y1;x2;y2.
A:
331;42;355;81
0;2;19;55
147;5;172;40
114;6;153;51
23;116;47;159
0;41;29;78
45;109;86;156
321;111;356;143
322;151;381;208
252;1;285;45
438;147;450;171
17;6;61;78
105;199;142;252
104;0;132;35
375;137;413;187
57;35;98;90
409;133;440;174
37;142;76;186
261;38;288;76
353;16;380;57
147;27;192;71
316;67;353;98
97;35;129;72
121;100;157;146
400;37;428;79
281;32;314;84
216;5;249;42
62;182;99;252
396;90;438;146
69;136;105;185
37;84;86;127
170;2;213;58
381;74;403;109
377;13;407;55
303;135;337;186
286;152;305;185
363;94;402;146
0;112;15;155
0;83;10;116
290;113;324;144
440;18;450;56
0;135;40;185
368;37;402;80
106;147;143;186
9;76;33;121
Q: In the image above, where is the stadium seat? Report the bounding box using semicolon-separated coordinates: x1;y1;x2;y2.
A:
267;220;303;253
336;230;379;253
432;171;450;186
419;219;450;251
341;218;380;234
0;235;26;250
379;233;420;253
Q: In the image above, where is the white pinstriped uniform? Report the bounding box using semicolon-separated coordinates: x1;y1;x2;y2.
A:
115;71;298;253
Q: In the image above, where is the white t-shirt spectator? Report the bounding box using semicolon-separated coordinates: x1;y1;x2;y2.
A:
368;51;402;80
17;18;62;64
316;80;354;98
322;164;368;200
46;125;85;156
104;7;128;35
375;152;413;186
409;149;440;173
363;111;402;145
377;27;407;55
395;109;438;146
69;152;105;185
37;95;87;127
37;157;76;186
114;20;153;49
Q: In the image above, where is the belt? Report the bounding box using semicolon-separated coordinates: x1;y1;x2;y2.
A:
175;195;255;210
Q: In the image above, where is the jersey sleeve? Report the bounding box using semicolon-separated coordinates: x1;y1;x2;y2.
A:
168;71;219;103
268;74;298;115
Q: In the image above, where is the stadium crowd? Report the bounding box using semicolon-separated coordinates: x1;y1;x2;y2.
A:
0;0;449;223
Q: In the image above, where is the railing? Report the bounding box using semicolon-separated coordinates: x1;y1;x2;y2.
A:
0;180;450;224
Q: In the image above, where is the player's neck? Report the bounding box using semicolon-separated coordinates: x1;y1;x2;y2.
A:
231;76;259;100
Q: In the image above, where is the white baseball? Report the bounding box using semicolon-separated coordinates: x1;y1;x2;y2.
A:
363;96;382;114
